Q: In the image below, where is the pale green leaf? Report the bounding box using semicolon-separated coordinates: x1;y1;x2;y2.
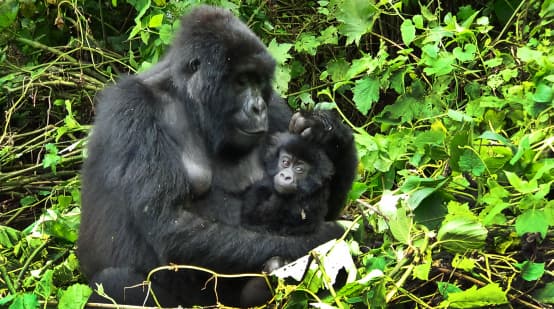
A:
352;77;380;115
515;209;548;238
400;19;416;46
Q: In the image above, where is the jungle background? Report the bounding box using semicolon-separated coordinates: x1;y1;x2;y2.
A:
0;0;553;308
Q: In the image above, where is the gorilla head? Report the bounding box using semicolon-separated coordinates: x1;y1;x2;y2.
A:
167;7;276;154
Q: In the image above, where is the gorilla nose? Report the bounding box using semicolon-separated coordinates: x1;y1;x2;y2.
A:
247;98;266;117
280;172;293;183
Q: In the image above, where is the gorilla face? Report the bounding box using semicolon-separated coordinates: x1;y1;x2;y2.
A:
273;149;310;195
166;7;276;155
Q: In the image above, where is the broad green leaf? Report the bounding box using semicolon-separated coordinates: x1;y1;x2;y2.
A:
515;261;545;281
388;208;412;244
413;261;431;280
515;209;548;238
400;19;416;46
448;109;473;122
423;52;455;76
504;171;537;194
273;65;291;96
517;46;543;62
510;135;530;165
148;14;163;28
158;24;173;44
0;226;21;248
0;0;18;29
533;282;554;304
437;282;462;298
412;14;424;28
459;149;485;176
336;0;378;45
267;39;292;65
352;77;380;115
533;82;553;103
34;270;54;299
452;255;475;271
437;218;487;253
318;26;338;45
8;293;39;309
325;59;350;83
453;43;476;62
442;283;508;308
58;284;92;309
294;33;320;56
478;131;512;147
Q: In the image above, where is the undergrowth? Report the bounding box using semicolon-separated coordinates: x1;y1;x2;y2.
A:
0;0;552;308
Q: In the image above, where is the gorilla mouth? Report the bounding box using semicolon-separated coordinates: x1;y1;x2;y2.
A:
237;128;266;136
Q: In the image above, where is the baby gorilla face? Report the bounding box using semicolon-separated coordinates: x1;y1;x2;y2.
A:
273;150;310;194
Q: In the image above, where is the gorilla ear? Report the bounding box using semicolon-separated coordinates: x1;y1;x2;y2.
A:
187;58;200;73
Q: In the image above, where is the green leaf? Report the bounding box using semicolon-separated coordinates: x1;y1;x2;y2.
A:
504;171;538;194
400;19;416;46
58;284;92;309
437;218;487;253
533;82;553;103
452;255;475;271
34;270;54;299
336;0;378;45
413;261;431;280
533;282;554;304
0;0;18;29
453;44;476;62
448;109;473;122
515;261;545;281
158;24;173;44
8;293;39;309
352;77;380;115
515;209;549;238
442;283;508;308
422;52;455;76
517;46;543;62
148;13;163;28
437;282;462;298
459;149;485;176
388;208;412;244
267;39;292;65
0;225;21;248
412;14;424;28
294;33;320;56
325;59;350;82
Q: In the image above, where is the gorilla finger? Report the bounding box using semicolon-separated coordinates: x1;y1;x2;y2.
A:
288;112;302;132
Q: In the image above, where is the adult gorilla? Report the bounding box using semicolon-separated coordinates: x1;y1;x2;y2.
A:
78;5;357;307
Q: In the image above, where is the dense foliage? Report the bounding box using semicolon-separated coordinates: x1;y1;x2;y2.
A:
0;0;552;308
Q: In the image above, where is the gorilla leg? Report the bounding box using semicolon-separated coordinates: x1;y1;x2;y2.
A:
87;267;179;306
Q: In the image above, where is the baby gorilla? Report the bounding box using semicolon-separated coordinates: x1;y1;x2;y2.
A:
241;132;335;235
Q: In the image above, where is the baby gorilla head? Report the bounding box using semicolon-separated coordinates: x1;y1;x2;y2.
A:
266;132;334;196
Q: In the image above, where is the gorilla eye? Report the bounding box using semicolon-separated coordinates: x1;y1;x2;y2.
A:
236;74;249;88
294;166;304;173
188;59;200;73
281;158;291;168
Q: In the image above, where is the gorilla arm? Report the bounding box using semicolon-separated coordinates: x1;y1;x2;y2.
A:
146;207;343;273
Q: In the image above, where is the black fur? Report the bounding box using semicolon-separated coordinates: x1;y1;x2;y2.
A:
77;5;357;307
242;132;335;235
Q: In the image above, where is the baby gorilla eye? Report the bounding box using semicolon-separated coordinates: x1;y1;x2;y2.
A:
294;165;304;173
281;158;291;168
